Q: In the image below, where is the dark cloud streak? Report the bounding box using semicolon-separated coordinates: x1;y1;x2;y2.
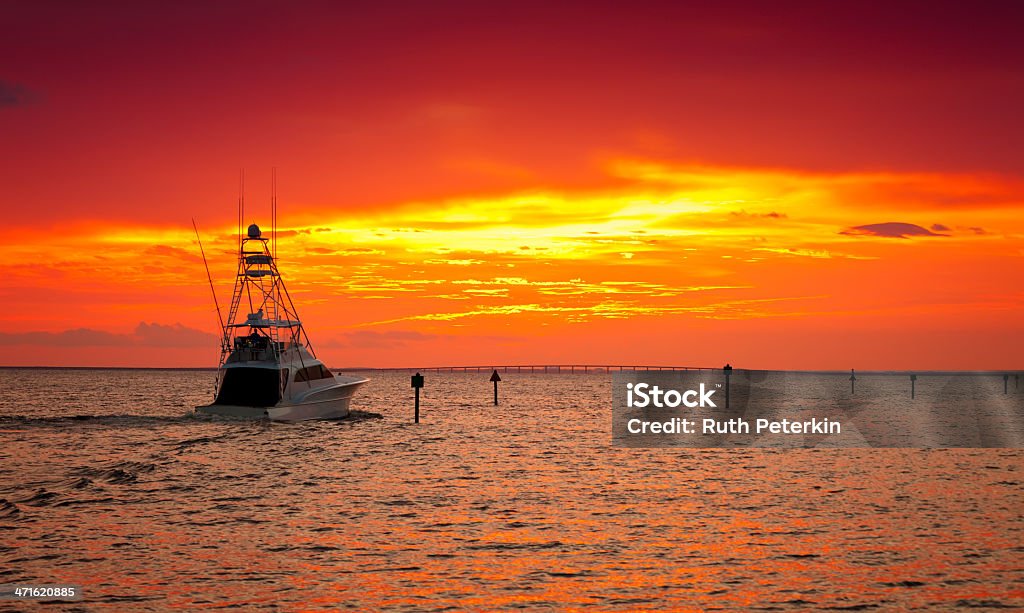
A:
0;80;39;107
840;222;949;239
0;322;215;347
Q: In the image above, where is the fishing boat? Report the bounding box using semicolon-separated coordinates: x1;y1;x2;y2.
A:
195;177;367;420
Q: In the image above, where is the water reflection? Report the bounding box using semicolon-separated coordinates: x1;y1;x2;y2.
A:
0;369;1020;609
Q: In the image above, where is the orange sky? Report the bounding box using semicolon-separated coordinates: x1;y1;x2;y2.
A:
1;2;1022;368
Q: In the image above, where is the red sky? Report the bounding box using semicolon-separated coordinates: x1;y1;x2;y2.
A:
1;1;1022;368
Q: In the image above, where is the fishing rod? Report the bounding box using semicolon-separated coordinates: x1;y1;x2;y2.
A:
192;218;226;339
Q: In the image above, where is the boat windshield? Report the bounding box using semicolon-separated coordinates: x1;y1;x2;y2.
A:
234;332;270;350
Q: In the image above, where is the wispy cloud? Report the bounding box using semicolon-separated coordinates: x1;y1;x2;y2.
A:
324;329;523;348
361;294;826;326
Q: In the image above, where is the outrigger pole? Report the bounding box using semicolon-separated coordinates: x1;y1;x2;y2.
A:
192;218;226;336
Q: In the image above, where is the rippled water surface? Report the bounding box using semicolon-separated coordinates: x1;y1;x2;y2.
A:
1;368;1021;610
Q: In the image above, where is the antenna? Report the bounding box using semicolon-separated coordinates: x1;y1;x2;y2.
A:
237;169;243;254
192;218;226;336
240;169;246;252
272;167;277;262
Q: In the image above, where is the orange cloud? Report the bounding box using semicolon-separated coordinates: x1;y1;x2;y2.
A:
2;160;1021;368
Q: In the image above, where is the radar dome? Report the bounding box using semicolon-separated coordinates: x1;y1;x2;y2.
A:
247;223;261;238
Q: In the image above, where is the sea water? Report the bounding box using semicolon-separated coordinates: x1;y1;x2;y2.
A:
0;369;1021;610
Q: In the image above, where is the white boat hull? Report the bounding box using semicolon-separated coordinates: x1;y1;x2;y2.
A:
196;376;368;422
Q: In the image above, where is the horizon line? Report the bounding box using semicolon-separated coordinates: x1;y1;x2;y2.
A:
1;365;1020;376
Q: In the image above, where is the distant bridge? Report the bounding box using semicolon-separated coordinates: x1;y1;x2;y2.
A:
336;364;719;374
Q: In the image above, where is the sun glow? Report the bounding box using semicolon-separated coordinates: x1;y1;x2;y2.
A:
2;160;1021;368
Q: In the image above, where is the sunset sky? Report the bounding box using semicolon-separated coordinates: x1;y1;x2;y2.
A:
1;1;1022;368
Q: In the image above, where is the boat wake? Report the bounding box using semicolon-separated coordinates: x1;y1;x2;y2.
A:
0;409;383;429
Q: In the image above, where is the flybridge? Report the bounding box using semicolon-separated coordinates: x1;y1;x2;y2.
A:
626;382;717;408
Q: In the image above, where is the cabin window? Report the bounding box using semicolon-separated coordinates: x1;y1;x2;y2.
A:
294;364;333;382
215;368;283;407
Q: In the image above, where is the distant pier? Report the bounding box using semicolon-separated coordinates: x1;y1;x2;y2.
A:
337;364;715;374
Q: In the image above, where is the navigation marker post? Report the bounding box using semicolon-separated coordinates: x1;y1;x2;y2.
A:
850;369;856;395
911;373;917;399
723;364;733;409
490;369;501;406
411;372;424;423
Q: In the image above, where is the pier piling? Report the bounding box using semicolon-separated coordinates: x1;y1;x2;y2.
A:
911;373;917;399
